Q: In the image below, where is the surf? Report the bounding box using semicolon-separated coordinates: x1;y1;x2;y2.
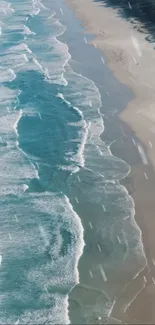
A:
0;0;147;323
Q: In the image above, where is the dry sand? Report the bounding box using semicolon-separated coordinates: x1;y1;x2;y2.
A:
67;0;155;323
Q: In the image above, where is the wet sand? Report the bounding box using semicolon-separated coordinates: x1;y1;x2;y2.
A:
67;0;155;323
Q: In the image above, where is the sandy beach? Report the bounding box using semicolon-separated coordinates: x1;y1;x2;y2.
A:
66;0;155;323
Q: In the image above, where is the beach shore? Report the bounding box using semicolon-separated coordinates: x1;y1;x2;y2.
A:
67;0;155;323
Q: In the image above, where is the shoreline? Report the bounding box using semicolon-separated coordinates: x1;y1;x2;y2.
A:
66;0;155;323
67;0;155;169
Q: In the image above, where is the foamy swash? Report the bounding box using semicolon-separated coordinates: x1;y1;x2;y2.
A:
0;0;147;324
0;0;84;324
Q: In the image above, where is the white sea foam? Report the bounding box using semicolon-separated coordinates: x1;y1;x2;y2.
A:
0;68;16;82
0;52;29;70
0;190;84;323
31;162;40;179
0;86;20;108
13;109;23;137
19;294;69;324
23;25;36;35
58;164;80;173
40;2;49;10
56;92;84;118
0;42;38;73
72;120;91;167
8;69;16;81
38;225;50;247
33;57;43;70
0;89;39;184
24;11;69;85
23;184;29;192
45;37;70;85
32;192;84;282
0;1;14;18
57;66;107;169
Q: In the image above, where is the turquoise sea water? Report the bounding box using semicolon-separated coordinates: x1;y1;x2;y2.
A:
0;0;147;323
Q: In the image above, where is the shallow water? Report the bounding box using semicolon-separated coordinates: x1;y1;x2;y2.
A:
0;0;147;323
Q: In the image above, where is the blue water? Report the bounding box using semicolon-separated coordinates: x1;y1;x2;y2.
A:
0;0;147;323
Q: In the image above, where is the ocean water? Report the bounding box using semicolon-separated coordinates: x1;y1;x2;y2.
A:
0;0;147;323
